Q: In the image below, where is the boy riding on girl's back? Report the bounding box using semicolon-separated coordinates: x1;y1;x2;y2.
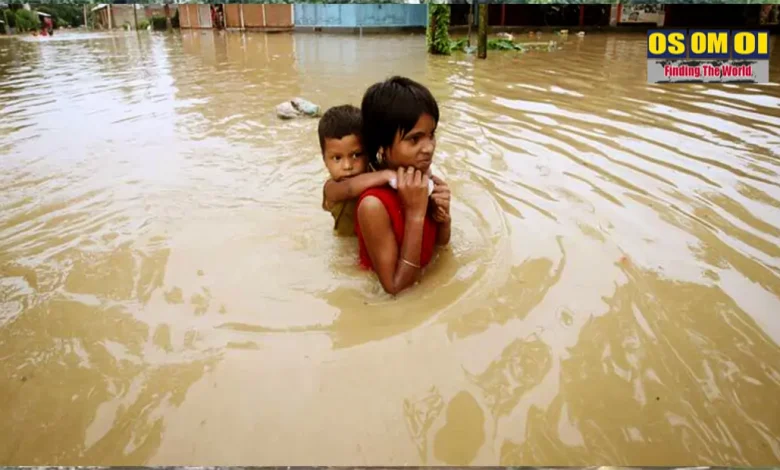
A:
319;104;395;236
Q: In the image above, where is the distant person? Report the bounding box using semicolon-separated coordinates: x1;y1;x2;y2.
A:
43;16;53;36
319;104;397;237
355;76;451;295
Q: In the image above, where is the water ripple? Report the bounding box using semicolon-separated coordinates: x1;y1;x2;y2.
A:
0;30;778;466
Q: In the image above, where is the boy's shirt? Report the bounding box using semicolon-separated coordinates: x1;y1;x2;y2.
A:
322;186;357;237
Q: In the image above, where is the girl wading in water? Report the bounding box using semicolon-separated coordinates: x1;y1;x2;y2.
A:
355;76;452;295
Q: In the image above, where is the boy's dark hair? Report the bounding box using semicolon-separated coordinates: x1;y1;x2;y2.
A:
317;104;362;154
360;76;439;168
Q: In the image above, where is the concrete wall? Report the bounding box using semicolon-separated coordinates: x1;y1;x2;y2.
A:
294;4;427;28
186;4;292;31
96;4;178;29
242;4;263;28
265;4;292;28
179;4;211;29
224;4;241;29
109;4;137;29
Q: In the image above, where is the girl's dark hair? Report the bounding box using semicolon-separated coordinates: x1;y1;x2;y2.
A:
360;76;439;168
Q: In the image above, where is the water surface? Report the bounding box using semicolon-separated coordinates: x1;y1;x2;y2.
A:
1;30;779;465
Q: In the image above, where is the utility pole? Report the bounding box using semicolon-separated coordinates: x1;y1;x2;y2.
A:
478;3;487;59
467;0;473;47
133;3;138;30
165;2;172;31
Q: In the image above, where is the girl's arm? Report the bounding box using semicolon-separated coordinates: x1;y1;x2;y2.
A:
323;170;395;209
357;196;425;295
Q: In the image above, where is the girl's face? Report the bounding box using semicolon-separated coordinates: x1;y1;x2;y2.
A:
384;113;437;173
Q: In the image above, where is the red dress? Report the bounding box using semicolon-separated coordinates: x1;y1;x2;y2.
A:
354;187;438;270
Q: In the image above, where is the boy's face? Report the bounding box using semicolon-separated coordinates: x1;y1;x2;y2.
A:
323;134;367;181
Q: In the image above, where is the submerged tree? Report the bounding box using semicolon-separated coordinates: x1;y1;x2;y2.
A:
427;3;451;55
477;3;487;59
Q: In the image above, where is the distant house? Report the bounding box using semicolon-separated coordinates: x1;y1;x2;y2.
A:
91;3;178;30
91;4;113;29
179;4;292;31
293;4;427;32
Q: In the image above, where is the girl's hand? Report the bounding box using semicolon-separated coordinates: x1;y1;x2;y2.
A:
397;167;429;219
430;174;451;223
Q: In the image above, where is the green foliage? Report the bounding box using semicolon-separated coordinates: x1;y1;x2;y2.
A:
450;37;560;53
22;0;177;4
199;0;406;3
488;0;776;2
14;9;40;32
489;38;523;51
171;9;179;28
150;15;167;30
427;3;451;55
87;10;99;29
450;37;468;52
137;18;149;30
3;9;16;28
36;4;84;28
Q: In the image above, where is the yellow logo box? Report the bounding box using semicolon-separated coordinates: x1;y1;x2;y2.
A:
647;29;770;60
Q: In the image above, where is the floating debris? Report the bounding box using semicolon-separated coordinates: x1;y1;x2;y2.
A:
496;32;514;41
449;37;560;54
275;97;321;120
276;102;299;120
291;97;320;117
488;38;560;52
577;31;586;37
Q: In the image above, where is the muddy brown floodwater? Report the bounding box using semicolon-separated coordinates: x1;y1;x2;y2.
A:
1;29;779;466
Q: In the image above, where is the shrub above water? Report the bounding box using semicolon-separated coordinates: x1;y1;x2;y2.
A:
151;15;167;30
15;9;40;33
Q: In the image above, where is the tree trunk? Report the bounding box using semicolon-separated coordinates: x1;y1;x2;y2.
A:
165;3;172;31
427;4;451;55
467;0;473;47
478;3;487;59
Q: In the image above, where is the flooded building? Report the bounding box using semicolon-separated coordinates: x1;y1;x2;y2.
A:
449;3;778;30
179;4;292;32
293;4;427;33
91;3;177;30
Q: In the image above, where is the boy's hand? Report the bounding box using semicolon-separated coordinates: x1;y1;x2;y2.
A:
430;175;451;223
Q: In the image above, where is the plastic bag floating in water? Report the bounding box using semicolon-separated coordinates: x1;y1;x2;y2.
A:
276;98;321;120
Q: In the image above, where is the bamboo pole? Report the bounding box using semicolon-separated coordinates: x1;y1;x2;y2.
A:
478;3;487;59
467;0;473;47
165;3;172;31
133;3;138;31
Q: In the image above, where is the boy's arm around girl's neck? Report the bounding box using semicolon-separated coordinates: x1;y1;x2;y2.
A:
323;170;395;208
436;217;451;246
